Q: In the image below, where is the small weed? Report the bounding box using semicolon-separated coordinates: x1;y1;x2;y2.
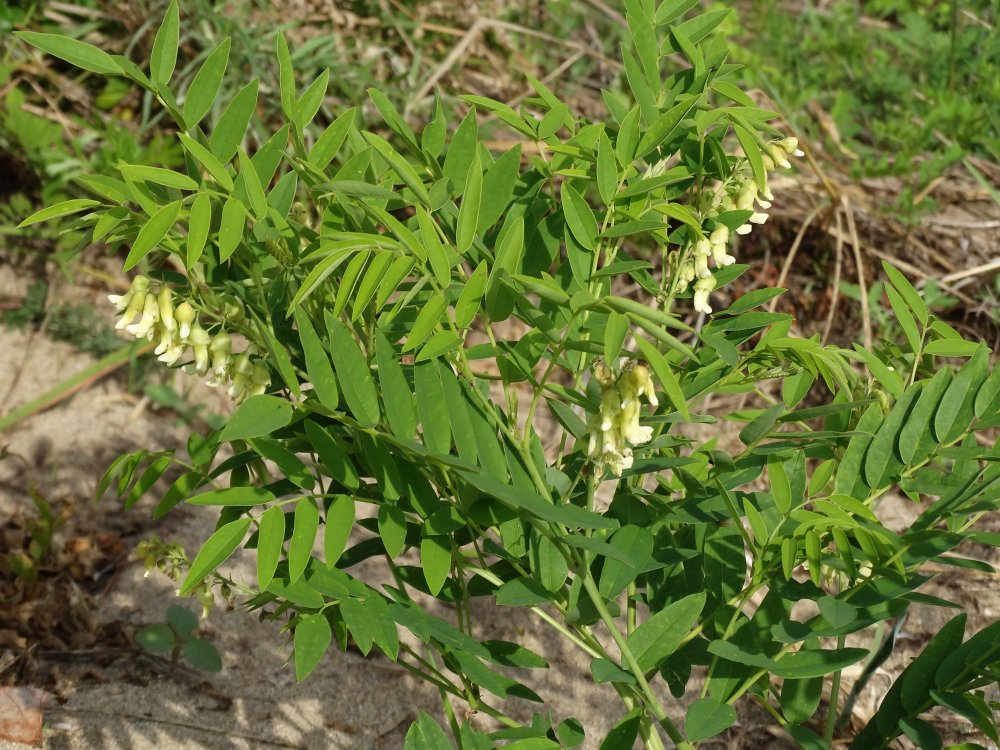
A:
136;604;222;672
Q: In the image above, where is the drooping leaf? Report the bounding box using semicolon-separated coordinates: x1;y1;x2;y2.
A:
294;612;332;681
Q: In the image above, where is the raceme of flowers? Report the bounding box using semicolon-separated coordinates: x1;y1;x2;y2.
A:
678;137;804;314
109;275;270;403
587;362;659;477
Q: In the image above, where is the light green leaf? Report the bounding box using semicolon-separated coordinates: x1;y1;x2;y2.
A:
685;698;736;742
733;121;767;191
237;149;267;219
480;145;521;230
596;129;618;205
455;261;487;329
296;69;329;130
123;199;182;271
420;535;451;596
119;165;198;191
325;315;380;426
186;193;212;268
304;420;360;490
379;504;408;559
179;517;251;595
218;196;245;261
219;394;293;441
183;38;231;128
403;293;448;354
177;133;234;191
443;109;479;193
295;306;339;410
323;495;355;566
364;131;430;205
150;0;179;85
415;361;451;454
187;487;276;507
275;31;298;122
210;79;259;162
15;31;121;75
376;333;417;438
562;183;598;250
633;336;689;421
288;498;319;585
310;107;357;171
294;612;332;681
635;97;700;160
627;592;705;672
883;261;929;326
18;199;99;228
256;506;285;591
457;154;483;253
603;311;629;363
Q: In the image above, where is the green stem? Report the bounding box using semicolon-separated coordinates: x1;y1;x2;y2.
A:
579;572;689;748
825;636;846;746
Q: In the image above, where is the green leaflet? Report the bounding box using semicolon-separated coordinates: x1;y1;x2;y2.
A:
186;193;212;268
864;384;920;489
14;31;121;76
456;154;483;254
562;183;598;250
323;495;355;566
454;261;487;329
295;306;339;411
833;403;883;500
934;345;989;444
627;593;706;672
179;517;251;595
149;0;179;85
123;199;182;271
415;360;451;454
183;38;231;127
294;612;332;682
256;506;285;591
325;314;380;426
375;332;417;439
210;79;259;162
288;497;319;584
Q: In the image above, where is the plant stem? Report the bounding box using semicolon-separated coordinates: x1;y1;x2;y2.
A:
579;572;690;749
825;635;846;746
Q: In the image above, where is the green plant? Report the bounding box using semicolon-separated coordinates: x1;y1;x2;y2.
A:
3;488;65;587
16;0;1000;747
136;603;222;672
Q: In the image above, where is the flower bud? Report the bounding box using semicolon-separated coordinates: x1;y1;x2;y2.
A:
156;287;176;333
188;324;211;375
693;276;716;315
174;301;196;341
126;293;160;339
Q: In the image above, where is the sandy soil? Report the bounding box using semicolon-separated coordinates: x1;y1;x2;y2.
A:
1;263;997;750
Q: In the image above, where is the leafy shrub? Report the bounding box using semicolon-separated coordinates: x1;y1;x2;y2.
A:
16;0;1000;746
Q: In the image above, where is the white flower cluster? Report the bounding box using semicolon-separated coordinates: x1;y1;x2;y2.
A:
587;363;658;477
109;275;270;403
676;137;803;315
